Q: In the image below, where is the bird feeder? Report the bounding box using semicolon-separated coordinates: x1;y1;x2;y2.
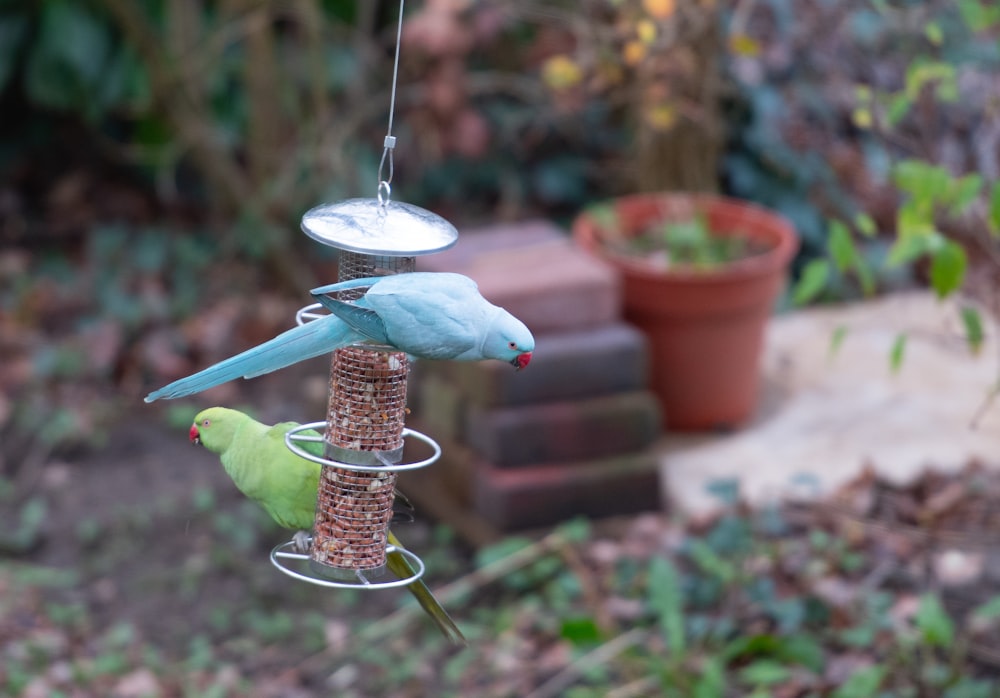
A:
268;0;459;589
270;194;457;589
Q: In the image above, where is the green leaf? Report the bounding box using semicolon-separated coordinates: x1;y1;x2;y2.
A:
890;333;907;373
851;107;872;129
723;633;825;672
887;219;940;267
692;658;725;698
556;517;591;543
989;181;1000;236
585;203;620;233
924;20;944;45
904;61;957;102
916;594;955;647
831;665;886;698
855;256;876;296
830;325;848;357
792;259;830;305
971;595;1000;622
947;174;983;216
739;660;790;687
560;617;602;645
25;0;115;112
886;92;912;126
959;0;1000;32
687;539;736;583
855;213;877;238
648;557;685;653
828;220;856;272
929;240;967;298
961;306;985;355
943;678;996;698
893;160;950;203
778;634;825;672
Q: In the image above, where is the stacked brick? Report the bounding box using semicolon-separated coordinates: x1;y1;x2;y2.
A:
410;222;663;530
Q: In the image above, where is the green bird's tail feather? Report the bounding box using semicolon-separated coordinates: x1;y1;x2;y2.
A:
387;531;466;646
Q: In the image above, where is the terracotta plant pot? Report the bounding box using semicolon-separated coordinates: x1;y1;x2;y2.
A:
572;193;799;431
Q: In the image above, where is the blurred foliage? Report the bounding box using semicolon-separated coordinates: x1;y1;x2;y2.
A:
0;0;637;252
770;0;1000;372
4;0;1000;449
533;0;725;192
727;0;999;309
5;467;1000;696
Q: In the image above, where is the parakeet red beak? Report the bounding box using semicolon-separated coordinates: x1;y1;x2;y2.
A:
513;352;532;370
189;424;201;445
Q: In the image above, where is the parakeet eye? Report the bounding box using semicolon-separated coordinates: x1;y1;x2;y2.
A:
202;419;211;427
508;341;517;350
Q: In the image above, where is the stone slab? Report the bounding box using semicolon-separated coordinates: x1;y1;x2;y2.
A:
412;322;649;408
661;292;1000;517
474;453;663;530
465;391;662;467
416;220;621;333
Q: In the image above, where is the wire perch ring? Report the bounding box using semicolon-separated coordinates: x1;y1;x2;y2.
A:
284;422;441;474
271;422;439;587
270;539;426;589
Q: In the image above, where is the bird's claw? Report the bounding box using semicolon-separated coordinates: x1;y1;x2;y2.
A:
292;531;312;554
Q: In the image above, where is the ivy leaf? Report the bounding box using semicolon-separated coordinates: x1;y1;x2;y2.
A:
886;92;912;126
924;20;944;45
560;617;602;645
961;306;985;355
793;259;830;305
854;213;877;238
692;658;725;698
888;221;940;267
890;333;907;373
831;665;886;698
892;160;950;203
25;0;114;113
915;594;955;648
828;220;856;272
830;325;848;358
648;557;685;654
971;595;1000;622
929;240;967;298
947;173;983;216
989;181;1000;236
854;256;876;296
851;107;873;129
904;61;957;102
739;660;791;687
687;539;737;583
959;0;1000;31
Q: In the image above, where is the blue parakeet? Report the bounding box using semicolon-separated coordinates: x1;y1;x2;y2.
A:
146;272;533;402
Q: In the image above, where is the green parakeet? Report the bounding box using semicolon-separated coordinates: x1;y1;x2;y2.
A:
189;406;465;645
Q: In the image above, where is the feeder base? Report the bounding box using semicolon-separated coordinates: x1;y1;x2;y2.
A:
270;537;425;590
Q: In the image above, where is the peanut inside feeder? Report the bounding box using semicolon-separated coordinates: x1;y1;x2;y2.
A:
311;346;409;571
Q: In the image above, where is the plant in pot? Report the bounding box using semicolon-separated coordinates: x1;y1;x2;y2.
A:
573;192;798;431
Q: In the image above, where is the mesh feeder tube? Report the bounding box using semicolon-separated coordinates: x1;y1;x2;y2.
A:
310;251;414;575
311;345;410;572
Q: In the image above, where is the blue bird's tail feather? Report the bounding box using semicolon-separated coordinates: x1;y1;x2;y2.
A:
144;315;356;402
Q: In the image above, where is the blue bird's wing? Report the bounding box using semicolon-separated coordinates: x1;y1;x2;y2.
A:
144;314;358;402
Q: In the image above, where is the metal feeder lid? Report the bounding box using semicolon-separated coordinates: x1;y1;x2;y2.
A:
301;198;458;256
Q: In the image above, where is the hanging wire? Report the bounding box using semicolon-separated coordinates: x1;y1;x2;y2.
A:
377;0;405;206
